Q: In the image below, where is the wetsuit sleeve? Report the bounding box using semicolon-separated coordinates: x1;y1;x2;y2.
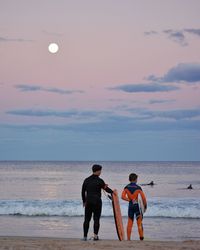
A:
81;180;87;203
121;188;130;202
104;184;113;194
101;179;113;194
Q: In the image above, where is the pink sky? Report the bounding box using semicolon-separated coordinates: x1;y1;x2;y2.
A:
0;0;200;160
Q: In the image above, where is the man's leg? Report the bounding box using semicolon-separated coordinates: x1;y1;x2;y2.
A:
83;203;93;238
93;200;102;238
127;217;133;240
127;206;134;240
136;215;144;240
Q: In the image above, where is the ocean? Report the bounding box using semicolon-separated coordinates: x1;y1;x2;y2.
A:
0;161;199;241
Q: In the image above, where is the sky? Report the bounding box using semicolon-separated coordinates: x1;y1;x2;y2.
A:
0;0;200;161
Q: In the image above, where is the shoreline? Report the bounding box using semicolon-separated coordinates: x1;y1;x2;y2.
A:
0;216;200;242
0;237;199;250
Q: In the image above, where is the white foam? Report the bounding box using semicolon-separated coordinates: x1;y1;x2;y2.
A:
0;198;199;219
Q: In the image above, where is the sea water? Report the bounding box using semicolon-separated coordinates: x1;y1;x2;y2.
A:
0;161;199;240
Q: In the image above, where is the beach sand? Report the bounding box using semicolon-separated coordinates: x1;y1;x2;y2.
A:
0;237;199;250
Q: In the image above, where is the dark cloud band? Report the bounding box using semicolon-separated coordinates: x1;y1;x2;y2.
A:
15;84;84;95
6;107;200;121
0;36;33;42
110;83;179;93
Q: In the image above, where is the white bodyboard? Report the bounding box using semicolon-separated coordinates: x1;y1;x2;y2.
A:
138;193;145;215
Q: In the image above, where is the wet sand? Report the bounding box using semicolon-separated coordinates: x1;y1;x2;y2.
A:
0;237;199;250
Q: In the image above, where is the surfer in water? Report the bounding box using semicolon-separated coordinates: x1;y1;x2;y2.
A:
187;184;193;189
81;164;113;241
148;181;154;186
121;173;147;241
141;181;155;186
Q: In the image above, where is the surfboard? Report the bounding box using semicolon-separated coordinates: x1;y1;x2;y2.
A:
138;193;145;216
111;189;125;241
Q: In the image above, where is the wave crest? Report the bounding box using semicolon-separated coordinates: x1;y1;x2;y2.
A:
0;198;199;219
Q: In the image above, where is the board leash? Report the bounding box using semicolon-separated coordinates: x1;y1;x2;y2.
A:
103;190;112;204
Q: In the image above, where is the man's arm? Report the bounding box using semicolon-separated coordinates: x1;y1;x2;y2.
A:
101;179;113;194
81;180;87;205
104;184;113;194
121;189;130;202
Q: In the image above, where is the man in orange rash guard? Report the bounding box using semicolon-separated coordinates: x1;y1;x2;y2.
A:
121;173;147;241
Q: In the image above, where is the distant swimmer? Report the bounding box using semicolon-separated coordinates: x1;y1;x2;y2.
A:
141;181;155;186
187;184;193;190
147;181;155;186
177;184;194;191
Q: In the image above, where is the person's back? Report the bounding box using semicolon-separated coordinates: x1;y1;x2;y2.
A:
82;174;105;202
121;173;147;241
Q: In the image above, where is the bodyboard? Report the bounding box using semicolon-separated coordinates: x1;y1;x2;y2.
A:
138;193;145;216
111;190;125;241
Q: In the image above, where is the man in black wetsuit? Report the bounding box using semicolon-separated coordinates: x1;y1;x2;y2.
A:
81;164;113;241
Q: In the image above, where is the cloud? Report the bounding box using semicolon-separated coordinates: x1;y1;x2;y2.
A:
6;108;111;120
16;85;41;91
145;28;200;46
0;36;33;42
184;28;200;36
15;84;84;95
6;109;95;118
111;83;179;93
111;62;199;95
1;117;200;133
149;63;200;83
163;29;188;46
136;108;200;121
144;31;158;36
148;99;175;105
5;106;200;134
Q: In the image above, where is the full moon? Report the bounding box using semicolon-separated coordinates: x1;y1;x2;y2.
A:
48;43;59;53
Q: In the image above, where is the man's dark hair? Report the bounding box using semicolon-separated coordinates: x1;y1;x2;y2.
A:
92;164;102;173
129;173;138;182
